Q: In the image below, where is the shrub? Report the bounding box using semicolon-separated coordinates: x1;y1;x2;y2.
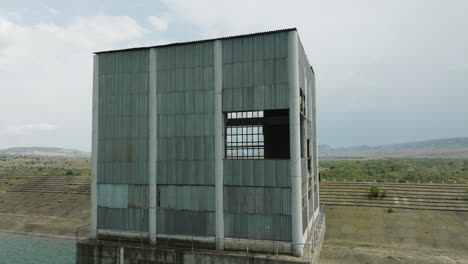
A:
65;170;74;176
369;186;380;199
380;189;387;198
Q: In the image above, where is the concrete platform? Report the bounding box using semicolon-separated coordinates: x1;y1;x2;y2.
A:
77;240;315;264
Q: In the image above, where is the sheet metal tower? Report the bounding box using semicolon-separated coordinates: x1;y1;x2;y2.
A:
91;28;320;256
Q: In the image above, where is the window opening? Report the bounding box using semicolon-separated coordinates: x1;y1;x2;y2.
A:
225;109;289;159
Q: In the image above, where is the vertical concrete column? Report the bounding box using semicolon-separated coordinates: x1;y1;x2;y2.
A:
91;55;99;239
288;30;304;256
213;40;224;250
148;48;158;244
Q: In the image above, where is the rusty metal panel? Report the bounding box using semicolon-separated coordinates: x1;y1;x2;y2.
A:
128;185;149;209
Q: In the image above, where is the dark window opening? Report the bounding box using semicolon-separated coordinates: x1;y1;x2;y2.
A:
300;90;306;117
225;109;290;159
307;139;311;172
157;186;161;207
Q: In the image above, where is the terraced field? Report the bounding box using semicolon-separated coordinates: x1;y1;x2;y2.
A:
7;175;90;194
320;180;468;211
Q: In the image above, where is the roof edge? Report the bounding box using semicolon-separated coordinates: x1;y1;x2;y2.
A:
94;28;297;55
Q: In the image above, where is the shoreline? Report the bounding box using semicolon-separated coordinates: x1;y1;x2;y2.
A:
0;229;76;240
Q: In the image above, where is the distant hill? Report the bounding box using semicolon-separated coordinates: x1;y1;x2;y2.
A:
0;147;90;157
319;137;468;158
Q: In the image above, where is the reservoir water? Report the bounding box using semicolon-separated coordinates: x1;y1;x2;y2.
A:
0;232;74;264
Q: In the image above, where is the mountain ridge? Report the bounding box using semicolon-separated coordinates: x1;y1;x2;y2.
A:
0;147;90;157
319;137;468;158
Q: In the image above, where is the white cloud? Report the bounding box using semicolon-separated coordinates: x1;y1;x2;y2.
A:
44;6;59;15
148;16;168;32
0;15;147;149
2;123;57;135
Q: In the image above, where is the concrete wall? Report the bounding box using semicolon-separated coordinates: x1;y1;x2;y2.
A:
76;241;314;264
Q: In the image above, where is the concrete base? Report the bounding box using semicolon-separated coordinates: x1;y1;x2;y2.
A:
76;240;315;264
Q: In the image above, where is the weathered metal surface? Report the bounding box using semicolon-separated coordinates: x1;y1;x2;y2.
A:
159;185;215;211
224;186;291;215
224;213;291;241
97;207;149;232
222;32;289;112
97;50;150;185
223;159;290;187
97;184;128;208
157;209;215;236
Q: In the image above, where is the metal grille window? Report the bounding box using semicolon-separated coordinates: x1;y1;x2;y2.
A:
225;110;289;159
226;125;264;159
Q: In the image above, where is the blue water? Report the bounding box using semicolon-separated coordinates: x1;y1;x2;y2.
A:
0;233;75;264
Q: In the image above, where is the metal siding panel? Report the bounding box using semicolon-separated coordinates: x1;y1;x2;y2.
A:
176;114;185;138
97;184;128;208
194;91;204;113
184;68;194;92
264;34;275;60
253;35;264;61
243;61;254;87
232;62;242;89
264;59;274;86
193;67;203;91
253;85;265;110
242;160;253;186
193;43;202;67
203;66;214;90
202;42;213;67
175;92;185;115
232;88;242;111
243;87;254;110
222;88;233;111
232;38;243;63
222;39;233;64
242;37;254;62
223;63;233;89
253;60;264;86
204;90;214;113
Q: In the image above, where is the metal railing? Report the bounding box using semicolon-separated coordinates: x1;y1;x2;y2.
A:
76;203;326;261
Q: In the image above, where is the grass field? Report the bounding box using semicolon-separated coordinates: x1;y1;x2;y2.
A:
0;156;91;177
319;158;468;182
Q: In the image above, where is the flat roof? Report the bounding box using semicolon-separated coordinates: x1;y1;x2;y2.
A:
95;28;297;54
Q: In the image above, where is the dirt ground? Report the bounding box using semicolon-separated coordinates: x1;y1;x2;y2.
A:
0;191;89;238
319;205;468;263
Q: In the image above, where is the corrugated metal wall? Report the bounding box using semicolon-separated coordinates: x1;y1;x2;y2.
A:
221;32;293;241
222;32;289;111
97;50;150;231
223;159;290;187
298;38;318;225
155;42;216;236
94;30;317;242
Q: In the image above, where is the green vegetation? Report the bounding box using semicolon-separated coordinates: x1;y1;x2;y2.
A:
0;156;91;177
368;186;387;199
319;158;468;182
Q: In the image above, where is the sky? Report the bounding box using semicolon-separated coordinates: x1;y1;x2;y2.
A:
0;0;467;151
